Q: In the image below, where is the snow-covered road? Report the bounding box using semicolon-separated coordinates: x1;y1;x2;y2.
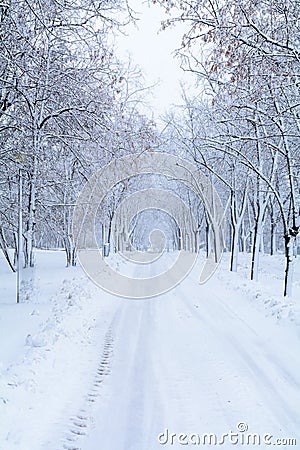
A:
79;256;300;450
1;251;300;450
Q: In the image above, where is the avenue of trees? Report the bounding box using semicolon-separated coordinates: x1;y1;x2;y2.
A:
0;0;299;297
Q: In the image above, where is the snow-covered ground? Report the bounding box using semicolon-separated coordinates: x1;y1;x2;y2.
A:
0;250;299;450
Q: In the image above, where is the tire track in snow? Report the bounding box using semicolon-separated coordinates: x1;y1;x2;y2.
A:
176;270;300;441
150;255;299;441
78;262;167;450
121;300;165;450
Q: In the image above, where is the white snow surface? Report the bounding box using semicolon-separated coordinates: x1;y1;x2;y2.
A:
0;250;300;450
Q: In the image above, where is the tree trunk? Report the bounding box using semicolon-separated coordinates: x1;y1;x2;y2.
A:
205;218;210;258
230;225;239;272
284;234;296;297
24;155;38;267
270;221;277;256
107;217;113;256
64;235;76;267
239;220;247;253
0;227;16;272
193;230;198;253
251;209;265;281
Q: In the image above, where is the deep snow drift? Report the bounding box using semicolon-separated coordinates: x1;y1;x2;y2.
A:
0;250;299;450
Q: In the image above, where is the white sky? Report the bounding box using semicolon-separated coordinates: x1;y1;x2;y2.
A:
115;0;194;117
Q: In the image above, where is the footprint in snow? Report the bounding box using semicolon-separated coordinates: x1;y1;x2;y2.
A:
25;334;47;347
